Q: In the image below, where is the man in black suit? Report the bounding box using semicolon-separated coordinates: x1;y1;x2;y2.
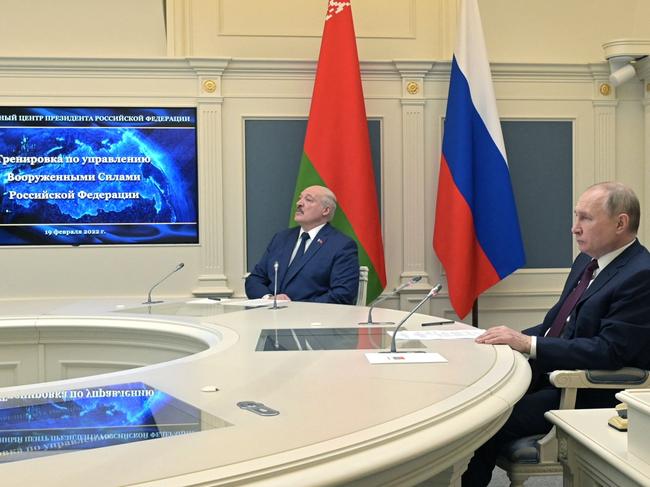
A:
462;181;650;486
245;185;359;304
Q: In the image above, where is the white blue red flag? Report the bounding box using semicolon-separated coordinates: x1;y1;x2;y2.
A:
433;0;525;319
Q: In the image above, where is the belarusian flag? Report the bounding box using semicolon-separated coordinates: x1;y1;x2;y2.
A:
291;0;386;303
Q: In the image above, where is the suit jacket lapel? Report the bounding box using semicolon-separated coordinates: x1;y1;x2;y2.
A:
557;256;588;304
580;240;639;303
282;224;331;287
563;243;639;339
277;227;300;288
543;257;587;335
580;262;617;302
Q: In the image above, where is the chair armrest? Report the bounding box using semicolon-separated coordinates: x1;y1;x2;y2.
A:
501;368;650;468
586;368;649;385
550;367;649;390
549;370;589;389
549;367;649;410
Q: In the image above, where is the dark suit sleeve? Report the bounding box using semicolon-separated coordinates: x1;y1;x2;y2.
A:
522;324;545;337
244;235;277;298
534;266;650;372
310;239;360;304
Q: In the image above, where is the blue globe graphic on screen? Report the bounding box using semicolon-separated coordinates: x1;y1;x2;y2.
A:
0;123;198;244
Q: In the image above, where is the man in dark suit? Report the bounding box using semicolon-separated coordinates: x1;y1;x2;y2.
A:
245;185;359;304
462;182;650;486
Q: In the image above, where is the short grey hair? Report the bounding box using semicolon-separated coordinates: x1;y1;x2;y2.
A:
592;181;640;234
319;186;337;221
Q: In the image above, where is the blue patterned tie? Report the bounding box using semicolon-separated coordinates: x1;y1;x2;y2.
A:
288;233;310;270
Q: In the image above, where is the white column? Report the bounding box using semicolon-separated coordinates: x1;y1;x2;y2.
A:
644;93;650;245
592;80;617;183
631;58;650;244
394;62;434;290
164;0;192;57
190;61;232;296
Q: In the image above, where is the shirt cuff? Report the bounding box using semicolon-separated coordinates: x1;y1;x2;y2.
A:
529;335;537;359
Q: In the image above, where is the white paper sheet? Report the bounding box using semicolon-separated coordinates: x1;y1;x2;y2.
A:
389;329;485;340
220;298;277;307
365;352;448;364
185;298;221;304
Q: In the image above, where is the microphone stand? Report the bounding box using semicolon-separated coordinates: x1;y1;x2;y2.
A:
143;263;185;305
389;284;442;353
359;276;422;325
270;261;286;309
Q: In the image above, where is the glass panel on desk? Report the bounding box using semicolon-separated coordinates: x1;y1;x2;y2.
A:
115;300;259;316
256;327;426;351
0;382;229;464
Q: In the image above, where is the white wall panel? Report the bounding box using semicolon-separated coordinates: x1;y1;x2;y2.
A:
0;0;648;328
0;0;166;57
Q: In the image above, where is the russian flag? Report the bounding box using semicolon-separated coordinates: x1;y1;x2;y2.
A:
433;0;525;319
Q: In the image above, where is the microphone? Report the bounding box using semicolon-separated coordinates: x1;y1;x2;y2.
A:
143;263;185;305
270;260;286;309
389;284;442;353
359;276;422;325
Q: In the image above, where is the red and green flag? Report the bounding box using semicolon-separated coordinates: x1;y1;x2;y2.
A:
291;0;386;303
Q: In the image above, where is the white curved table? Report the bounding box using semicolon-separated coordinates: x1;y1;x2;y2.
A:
0;298;530;486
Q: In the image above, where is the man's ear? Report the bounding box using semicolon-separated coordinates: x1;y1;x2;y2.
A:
616;213;630;233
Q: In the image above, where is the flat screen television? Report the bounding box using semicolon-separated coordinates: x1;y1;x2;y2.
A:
0;107;199;245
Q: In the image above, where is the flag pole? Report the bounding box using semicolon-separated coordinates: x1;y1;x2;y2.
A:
471;298;479;327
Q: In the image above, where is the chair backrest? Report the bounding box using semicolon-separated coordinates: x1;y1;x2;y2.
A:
356;266;369;306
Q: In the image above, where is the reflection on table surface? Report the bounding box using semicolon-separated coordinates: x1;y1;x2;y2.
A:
256;327;426;351
116;300;256;317
0;382;228;464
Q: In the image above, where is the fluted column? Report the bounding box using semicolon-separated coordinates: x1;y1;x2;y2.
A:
189;61;232;296
394;61;434;291
592;80;618;182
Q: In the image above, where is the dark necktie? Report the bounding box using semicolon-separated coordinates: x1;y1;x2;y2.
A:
288;233;310;270
546;259;599;337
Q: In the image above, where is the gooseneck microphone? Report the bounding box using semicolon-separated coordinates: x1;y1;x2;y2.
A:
271;261;280;309
389;283;442;353
143;263;185;305
359;276;422;325
269;261;287;309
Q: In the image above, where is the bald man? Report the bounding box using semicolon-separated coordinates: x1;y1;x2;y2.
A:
245;185;359;304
